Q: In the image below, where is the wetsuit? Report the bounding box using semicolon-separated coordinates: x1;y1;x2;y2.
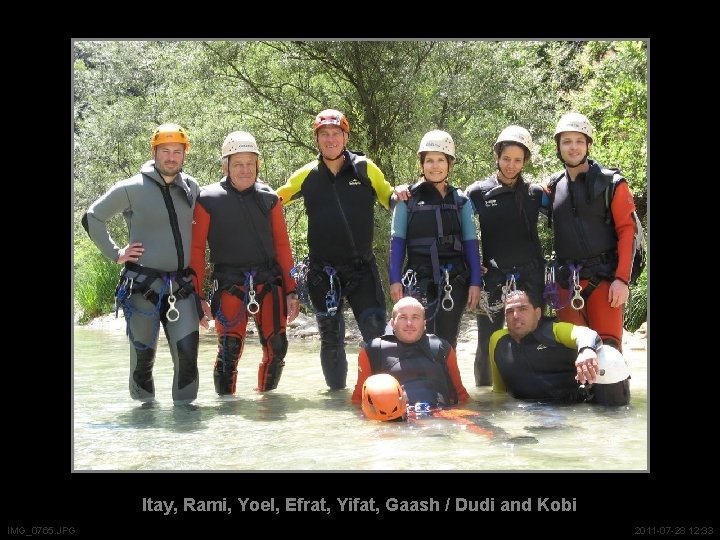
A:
548;160;636;349
490;319;629;405
351;333;469;406
82;160;201;404
389;181;482;347
278;150;394;389
465;175;545;386
190;179;296;394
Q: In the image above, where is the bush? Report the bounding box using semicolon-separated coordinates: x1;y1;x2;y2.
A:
74;246;120;323
624;263;647;331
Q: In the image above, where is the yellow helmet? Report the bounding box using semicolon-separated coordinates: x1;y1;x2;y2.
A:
151;123;190;152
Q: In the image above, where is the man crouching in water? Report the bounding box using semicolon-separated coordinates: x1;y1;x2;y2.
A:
491;290;630;405
352;296;469;419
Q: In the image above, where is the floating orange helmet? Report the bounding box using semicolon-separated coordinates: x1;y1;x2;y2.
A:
361;374;407;421
313;109;350;134
151;123;190;152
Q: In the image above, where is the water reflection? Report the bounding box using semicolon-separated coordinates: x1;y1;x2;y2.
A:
74;326;647;471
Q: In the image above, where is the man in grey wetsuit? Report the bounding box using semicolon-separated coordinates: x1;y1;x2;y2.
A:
82;123;202;405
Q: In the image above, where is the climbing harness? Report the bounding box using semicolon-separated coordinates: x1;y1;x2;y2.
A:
115;276;133;318
475;286;497;322
543;252;565;316
489;259;519;304
324;265;340;316
401;269;418;297
289;259;311;306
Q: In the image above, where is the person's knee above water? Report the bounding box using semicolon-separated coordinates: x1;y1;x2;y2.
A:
388;130;482;349
277;109;408;390
82;123;201;405
464;125;545;387
352;296;470;410
490;289;630;406
190;130;300;397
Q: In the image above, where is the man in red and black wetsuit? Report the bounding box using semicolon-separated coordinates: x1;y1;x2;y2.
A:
547;113;637;351
351;297;469;407
190;131;299;395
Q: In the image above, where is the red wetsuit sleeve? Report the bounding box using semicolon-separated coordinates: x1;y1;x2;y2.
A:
610;181;637;284
190;202;211;298
351;349;373;403
446;347;470;403
270;202;296;294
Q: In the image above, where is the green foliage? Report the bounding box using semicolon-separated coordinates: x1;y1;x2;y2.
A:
566;41;648;216
74;238;120;323
624;261;647;332
74;40;648;326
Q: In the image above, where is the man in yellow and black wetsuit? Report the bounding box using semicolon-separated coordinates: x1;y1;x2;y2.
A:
491;290;630;406
278;109;407;390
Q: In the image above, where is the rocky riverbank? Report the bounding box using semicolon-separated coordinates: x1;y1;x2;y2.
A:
81;308;647;352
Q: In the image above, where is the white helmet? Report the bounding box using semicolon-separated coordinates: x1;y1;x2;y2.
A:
494;125;533;154
596;345;630;384
418;130;455;159
554;112;594;142
221;131;261;158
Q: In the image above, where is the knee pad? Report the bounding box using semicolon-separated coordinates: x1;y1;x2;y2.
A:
258;334;288;392
592;378;630;406
175;331;199;389
132;347;156;394
316;313;342;340
214;335;243;396
268;333;288;359
358;308;387;341
216;335;243;369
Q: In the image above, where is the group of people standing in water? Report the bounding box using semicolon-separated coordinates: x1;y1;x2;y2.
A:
83;107;638;415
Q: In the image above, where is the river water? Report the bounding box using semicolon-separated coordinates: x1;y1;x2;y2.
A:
73;325;647;471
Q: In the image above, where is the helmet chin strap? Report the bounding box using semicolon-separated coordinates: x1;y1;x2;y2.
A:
323;148;346;162
556;148;589;167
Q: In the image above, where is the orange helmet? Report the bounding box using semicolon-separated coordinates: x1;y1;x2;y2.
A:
151;123;190;152
313;109;350;134
361;374;407;421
